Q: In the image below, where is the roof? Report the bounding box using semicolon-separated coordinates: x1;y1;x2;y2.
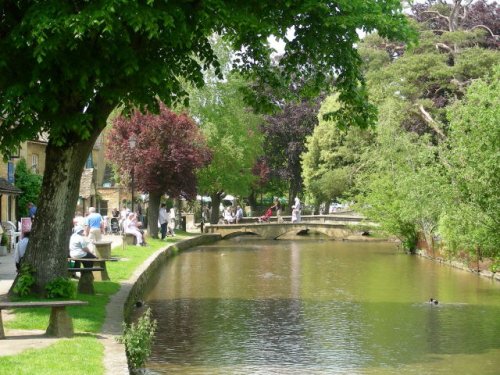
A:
0;177;23;195
79;168;96;198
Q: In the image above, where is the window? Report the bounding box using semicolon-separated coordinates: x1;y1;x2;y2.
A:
85;153;94;169
99;200;108;217
31;154;39;174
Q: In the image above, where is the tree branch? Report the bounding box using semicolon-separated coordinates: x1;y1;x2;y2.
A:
435;42;453;53
471;25;499;39
422;10;449;22
417;105;447;140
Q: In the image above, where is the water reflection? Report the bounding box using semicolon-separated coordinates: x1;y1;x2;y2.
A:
144;240;500;374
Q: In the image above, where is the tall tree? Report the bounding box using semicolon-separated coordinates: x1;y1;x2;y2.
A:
0;1;413;293
192;74;264;223
261;97;321;207
439;67;500;261
106;103;211;239
352;0;499;251
302;95;373;211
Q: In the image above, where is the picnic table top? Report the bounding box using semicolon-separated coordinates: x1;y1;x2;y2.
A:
0;300;88;309
67;267;104;272
68;257;118;262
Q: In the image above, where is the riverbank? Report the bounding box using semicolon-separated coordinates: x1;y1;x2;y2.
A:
0;233;200;375
416;248;500;282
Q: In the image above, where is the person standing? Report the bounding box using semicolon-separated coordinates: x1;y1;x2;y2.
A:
27;202;37;220
294;197;302;223
159;203;169;240
272;198;283;223
235;205;244;223
167;207;176;236
85;207;104;254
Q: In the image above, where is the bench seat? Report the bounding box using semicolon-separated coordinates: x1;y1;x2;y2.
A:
0;300;88;339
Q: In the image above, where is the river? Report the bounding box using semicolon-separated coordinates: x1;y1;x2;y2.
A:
143;238;500;374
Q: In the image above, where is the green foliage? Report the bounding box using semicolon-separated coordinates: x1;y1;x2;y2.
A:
192;72;264;198
438;67;500;258
302;94;373;207
14;158;42;218
118;307;157;371
13;264;36;297
45;277;76;299
0;232;8;246
354;98;445;252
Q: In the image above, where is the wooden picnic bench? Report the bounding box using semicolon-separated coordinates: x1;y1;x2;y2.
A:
0;300;88;339
67;267;104;295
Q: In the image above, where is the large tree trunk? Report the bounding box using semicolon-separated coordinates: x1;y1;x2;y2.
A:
19;137;96;295
210;193;222;224
11;98;112;296
148;192;161;239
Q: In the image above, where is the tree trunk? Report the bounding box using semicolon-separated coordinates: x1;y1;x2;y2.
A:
148;192;161;239
19;137;96;295
174;198;182;229
210;193;222;224
248;190;258;214
10;97;112;296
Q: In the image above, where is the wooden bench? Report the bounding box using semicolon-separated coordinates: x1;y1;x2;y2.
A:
0;300;88;339
68;257;117;282
67;267;104;295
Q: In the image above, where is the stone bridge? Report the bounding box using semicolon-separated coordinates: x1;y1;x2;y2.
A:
203;222;362;240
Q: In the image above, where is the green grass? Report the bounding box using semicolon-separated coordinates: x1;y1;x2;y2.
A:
0;336;104;375
0;231;194;373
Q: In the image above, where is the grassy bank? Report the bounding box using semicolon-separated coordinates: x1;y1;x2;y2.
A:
0;233;192;375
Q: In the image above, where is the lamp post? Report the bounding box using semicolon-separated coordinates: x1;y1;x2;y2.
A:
129;135;137;213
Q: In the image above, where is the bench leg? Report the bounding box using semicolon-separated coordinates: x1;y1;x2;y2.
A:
93;262;110;281
0;311;4;339
78;271;95;294
46;307;74;338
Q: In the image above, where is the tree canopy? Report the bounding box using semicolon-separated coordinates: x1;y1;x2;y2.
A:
106;103;211;237
0;0;414;293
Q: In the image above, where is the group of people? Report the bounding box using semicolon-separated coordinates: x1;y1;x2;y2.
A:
222;205;244;224
258;197;301;223
158;203;176;240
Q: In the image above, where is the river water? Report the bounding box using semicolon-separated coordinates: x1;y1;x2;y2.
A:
143;239;500;374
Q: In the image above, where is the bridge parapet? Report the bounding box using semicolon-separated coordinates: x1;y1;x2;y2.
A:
204;222;357;240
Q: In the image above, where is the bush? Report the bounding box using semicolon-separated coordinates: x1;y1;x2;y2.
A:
45;277;76;299
0;232;8;246
13;264;36;297
118;307;157;372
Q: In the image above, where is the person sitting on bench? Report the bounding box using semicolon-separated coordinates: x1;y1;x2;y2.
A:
69;226;97;268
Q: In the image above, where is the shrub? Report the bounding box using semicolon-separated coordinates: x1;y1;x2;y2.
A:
0;232;8;246
45;277;76;299
118;307;157;372
13;264;35;297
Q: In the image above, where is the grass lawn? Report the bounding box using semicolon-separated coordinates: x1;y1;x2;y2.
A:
0;232;193;375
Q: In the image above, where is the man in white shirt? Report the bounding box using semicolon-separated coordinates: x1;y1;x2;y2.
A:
159;203;169;240
69;225;97;268
235;205;244;224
